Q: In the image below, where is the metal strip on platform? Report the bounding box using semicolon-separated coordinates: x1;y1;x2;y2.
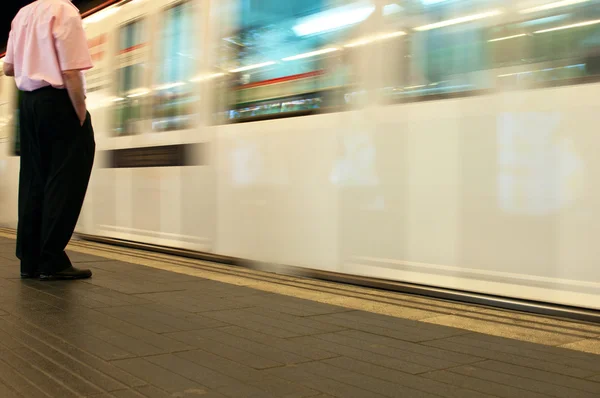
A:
75;233;600;324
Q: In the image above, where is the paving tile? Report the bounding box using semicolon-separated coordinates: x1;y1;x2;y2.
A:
0;382;21;398
0;349;81;398
304;395;336;398
216;382;278;398
296;361;441;398
336;329;482;364
475;360;600;394
423;314;595;346
33;282;153;307
470;332;600;362
113;385;225;398
0;318;129;392
66;251;112;263
97;304;225;334
122;269;201;285
560;338;600;355
87;393;121;398
114;386;171;398
0;239;598;398
449;364;599;398
423;336;597;378
264;364;328;384
238;293;350;316
173;349;326;398
86;274;184;295
81;260;149;273
444;334;600;372
71;310;195;353
0;355;50;398
7;282;112;311
11;346;104;396
144;354;239;389
246;306;348;333
331;309;465;335
59;332;135;361
204;308;345;338
310;311;465;342
220;325;338;361
422;368;549;398
242;375;319;398
310;331;467;369
0;260;16;267
96;306;182;334
165;280;268;296
202;309;307;338
0;250;14;259
0;326;26;350
135;291;251;313
175;349;265;382
265;365;387;398
112;358;205;394
184;392;228;398
0;297;62;314
79;326;168;357
137;303;229;330
177;282;269;298
323;356;490;398
2;316;146;388
289;335;432;374
5;309;133;356
178;327;313;364
166;330;283;369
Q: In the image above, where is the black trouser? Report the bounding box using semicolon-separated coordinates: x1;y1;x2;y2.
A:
16;86;95;275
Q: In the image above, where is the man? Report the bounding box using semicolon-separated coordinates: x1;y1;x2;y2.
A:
3;0;95;281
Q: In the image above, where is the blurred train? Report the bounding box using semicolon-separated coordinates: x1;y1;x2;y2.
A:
1;0;600;312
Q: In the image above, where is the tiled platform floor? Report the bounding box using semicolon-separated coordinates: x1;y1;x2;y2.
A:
0;236;599;397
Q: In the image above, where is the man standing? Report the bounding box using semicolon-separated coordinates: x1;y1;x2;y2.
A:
3;0;95;281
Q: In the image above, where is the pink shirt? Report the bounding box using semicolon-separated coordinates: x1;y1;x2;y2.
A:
4;0;93;92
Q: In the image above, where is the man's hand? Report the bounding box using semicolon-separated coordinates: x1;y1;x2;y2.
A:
62;70;87;126
75;105;87;126
2;62;15;77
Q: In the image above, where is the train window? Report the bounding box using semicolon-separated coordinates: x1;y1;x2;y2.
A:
383;0;500;100
380;0;600;100
152;1;199;132
492;0;600;87
215;0;368;122
212;0;600;111
114;18;149;136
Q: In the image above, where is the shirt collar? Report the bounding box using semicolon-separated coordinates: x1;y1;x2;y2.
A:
55;0;80;11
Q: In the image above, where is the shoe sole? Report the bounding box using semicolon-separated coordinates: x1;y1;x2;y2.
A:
39;274;92;281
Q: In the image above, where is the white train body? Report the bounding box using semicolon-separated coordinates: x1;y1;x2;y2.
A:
1;0;600;310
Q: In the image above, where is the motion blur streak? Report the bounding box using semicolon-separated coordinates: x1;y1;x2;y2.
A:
1;0;600;310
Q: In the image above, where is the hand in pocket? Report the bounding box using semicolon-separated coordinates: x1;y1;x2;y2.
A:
78;108;87;126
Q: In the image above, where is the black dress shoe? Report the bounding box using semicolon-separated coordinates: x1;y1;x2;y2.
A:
20;271;40;279
39;266;92;281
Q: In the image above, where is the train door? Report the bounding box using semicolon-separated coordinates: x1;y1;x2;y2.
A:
81;0;216;252
0;63;19;229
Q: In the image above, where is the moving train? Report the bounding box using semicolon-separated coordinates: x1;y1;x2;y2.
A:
1;0;600;312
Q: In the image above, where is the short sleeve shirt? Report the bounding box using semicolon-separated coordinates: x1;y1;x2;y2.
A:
4;0;93;91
